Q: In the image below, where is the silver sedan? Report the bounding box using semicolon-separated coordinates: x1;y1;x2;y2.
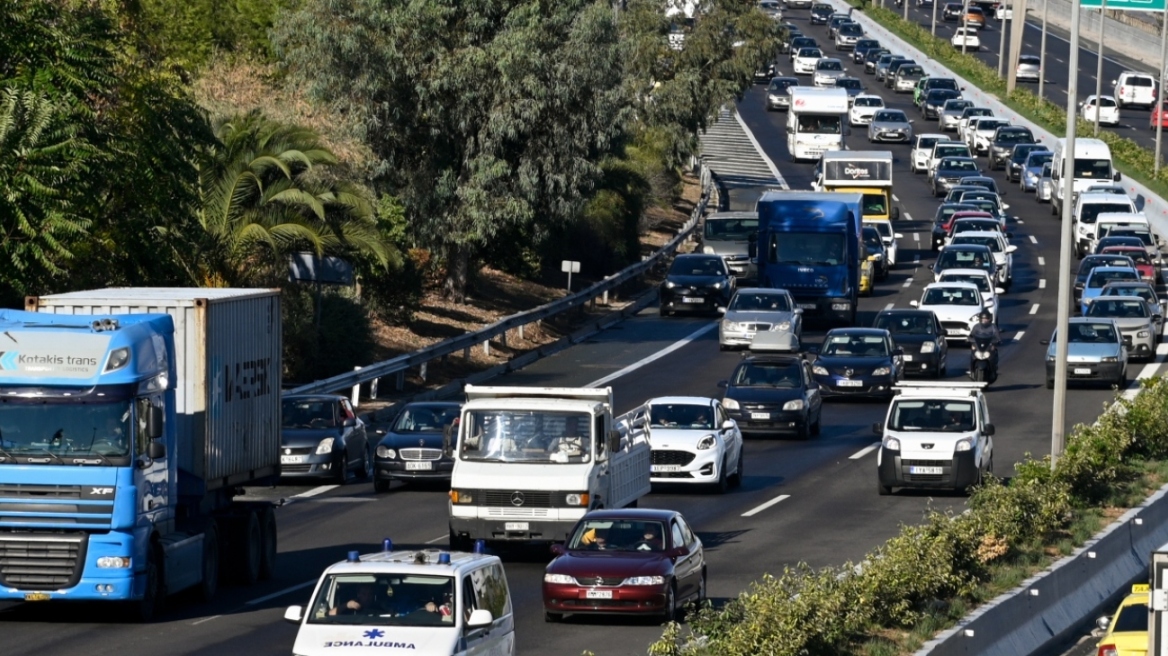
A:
1043;318;1127;388
719;288;803;350
1016;55;1041;82
868;109;914;143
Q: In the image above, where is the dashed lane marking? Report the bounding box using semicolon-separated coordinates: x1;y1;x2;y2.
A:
1038;256;1046;266
1013;330;1026;342
742;494;791;518
245;579;317;607
1030;304;1040;315
1029;235;1038;244
1039;279;1047;289
587;322;718;387
850;443;881;459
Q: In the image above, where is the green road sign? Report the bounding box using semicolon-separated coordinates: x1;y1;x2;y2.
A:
1079;0;1165;11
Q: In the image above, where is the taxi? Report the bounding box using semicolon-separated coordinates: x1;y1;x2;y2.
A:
1095;583;1149;656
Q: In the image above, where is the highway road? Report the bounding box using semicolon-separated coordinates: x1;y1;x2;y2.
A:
2;13;1165;656
882;0;1168;152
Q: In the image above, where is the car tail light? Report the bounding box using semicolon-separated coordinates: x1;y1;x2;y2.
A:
1097;645;1118;656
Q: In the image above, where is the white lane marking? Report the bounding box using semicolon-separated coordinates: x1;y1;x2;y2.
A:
892;194;900;202
913;255;921;264
191;615;222;626
733;110;789;189
293;485;338;499
905;212;914;222
1056;57;1065;63
741;494;791;517
1122;341;1168;399
1038;256;1046;266
1029;235;1038;245
588;322;718;387
426;534;448;544
245;579;317;606
1039;279;1047;289
884;302;896;310
913;232;920;242
850;442;881;459
902;278;914;288
1023;22;1129;69
1013;330;1026;342
1030;303;1040;315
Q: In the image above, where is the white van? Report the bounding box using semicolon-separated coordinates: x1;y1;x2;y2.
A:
286;548;514;656
1071;192;1138;258
1114;72;1157;109
1051;138;1119;211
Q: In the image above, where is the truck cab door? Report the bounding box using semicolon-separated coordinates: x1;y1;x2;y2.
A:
134;397;169;522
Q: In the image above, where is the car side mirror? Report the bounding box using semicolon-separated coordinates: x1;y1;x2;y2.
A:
1006;245;1018;254
717;380;728;388
983;423;995;436
284;605;304;624
1155;314;1163;322
147;405;164;439
894;233;904;239
806;345;820;355
995;287;1006;295
892;208;901;221
550;543;566;556
794;307;804;314
909;300;920;307
667;547;687;559
343;417;357;428
467;609;494;628
872;421;884;435
1096;615;1112;633
722;420;735;430
147;440;166;460
893;347;904;356
608;429;621;454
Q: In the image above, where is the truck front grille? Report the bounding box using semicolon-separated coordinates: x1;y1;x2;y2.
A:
0;484;82;499
483;490;554;508
0;534;87;590
0;484;114;529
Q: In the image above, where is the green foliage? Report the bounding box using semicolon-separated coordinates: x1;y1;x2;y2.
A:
281;285;376;383
129;0;290;70
358;194;424;326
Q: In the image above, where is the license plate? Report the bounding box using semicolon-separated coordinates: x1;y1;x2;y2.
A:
837;380;863;387
947;328;964;335
652;465;682;472
280;455;304;464
909;466;943;475
504;522;529;531
682;296;703;303
902;354;913;361
750;412;771;420
24;592;50;602
1074;367;1092;375
585;589;613;599
798;303;817;310
405;461;433;471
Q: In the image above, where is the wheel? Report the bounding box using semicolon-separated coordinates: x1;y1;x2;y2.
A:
970;366;985;382
449;528;472;552
198;521;219;602
659;305;671;317
233;511;262;586
258;506;277;581
729;448;744;487
933;357;946;379
878;481;892;495
131;544;163;622
711;458;729;494
659;583;678;624
1117;368;1127;388
357;445;373;480
331;452;347;483
374;477;392;493
545;612;563;623
1051;201;1058;216
796;421;810;440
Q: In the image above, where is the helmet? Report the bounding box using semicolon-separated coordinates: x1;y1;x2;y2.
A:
978;310;993;322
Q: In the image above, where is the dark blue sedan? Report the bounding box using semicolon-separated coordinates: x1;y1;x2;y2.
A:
809;328;904;400
373;402;461;491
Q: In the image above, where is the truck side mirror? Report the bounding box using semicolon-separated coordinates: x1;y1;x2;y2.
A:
872;422;884;435
892;207;901;221
147;440;166;460
147;405;164;439
1113;171;1122;182
748;240;758;259
284;605;304;624
983;423;995;436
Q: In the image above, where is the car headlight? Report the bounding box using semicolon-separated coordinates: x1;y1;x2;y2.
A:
664;281;676;289
882;436;900;450
872;366;891;376
920;341;936;353
544;573;575;584
955;438;974;452
723;398;740;410
695;435;717;450
622;576;665;586
564;492;590;506
96;557;132;569
1139;330;1151;338
774;321;792;331
376;445;396;459
783;399;805;411
812;365;829;376
769;94;780;101
969;314;983;324
712;281;724;289
450;490;476;504
315;437;335;455
723;321;740;331
1101;356;1119;363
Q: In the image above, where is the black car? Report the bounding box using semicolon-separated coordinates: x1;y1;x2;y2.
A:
942;2;964;19
872;309;948;378
918;77;962;104
853;38;881;63
780;24;805;53
373;402;461;491
810;2;834;24
1094;235;1149;255
660;253;735;316
834;76;865;102
956;175;1002;197
281;394;370;482
827;14;852;38
809;328;903;400
931;156;981;197
720;354;823;438
922;89;962;120
988;126;1038;171
932;244;997;280
788;36;819;61
1074;254;1138;304
865;49;892;74
1005;145;1049;182
932;203;981;250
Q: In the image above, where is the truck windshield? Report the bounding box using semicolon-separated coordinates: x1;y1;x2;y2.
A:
768;232;845;265
460;410;592;464
704;217;758;240
888;400;975;431
305;573;456;627
797;115;842;134
1074;158;1112;179
861;194;887;215
0;398;132;463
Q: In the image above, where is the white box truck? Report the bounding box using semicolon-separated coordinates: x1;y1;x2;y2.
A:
787;87;850;161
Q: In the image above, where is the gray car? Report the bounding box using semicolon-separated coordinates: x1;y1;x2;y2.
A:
720;288;803;350
1042;318;1128;388
834;76;865;103
892;65;925;93
931;156;981;196
1084;295;1158;361
835;22;864;50
1037;162;1054;202
813;58;848;87
988;125;1037;171
765;76;800;111
1100;281;1166;338
1016;54;1041;82
868;109;914;143
939;99;975;131
281;394;370;482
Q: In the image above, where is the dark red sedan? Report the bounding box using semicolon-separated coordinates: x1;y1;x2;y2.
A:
542;509;705;623
1151;101;1168;130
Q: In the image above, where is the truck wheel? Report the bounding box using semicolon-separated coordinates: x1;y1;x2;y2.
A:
199;521;220;602
132;544;164;622
236;511;262;586
258;507;278;581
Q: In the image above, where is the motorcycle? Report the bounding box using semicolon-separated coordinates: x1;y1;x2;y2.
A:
968;337;997;383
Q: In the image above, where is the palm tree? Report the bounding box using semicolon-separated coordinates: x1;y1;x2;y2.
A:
198;110;395;284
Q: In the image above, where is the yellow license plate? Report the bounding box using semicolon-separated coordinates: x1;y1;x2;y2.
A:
24;592;50;601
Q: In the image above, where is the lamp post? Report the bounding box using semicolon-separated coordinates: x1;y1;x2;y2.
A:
1006;0;1030;92
1093;0;1107;135
999;12;1009;78
1156;14;1168;173
933;0;940;34
1039;0;1049;100
1052;0;1083;468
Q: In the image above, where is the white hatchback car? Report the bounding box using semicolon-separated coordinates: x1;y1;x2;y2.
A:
849;94;885;125
1080;95;1121;126
948;230;1017;289
793;47;824;75
910;281;992;340
911;133;949;174
938;268;1003;324
642;397;743;492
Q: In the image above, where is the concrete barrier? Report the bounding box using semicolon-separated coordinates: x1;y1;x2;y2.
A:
1027;0;1163;72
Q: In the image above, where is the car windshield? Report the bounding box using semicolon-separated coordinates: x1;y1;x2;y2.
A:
283;398;339;428
1027;153;1053;167
305;573;456;627
798;48;822;57
1102;249;1150;264
768;80;795;92
1078;203;1132;224
936;146;970;158
978;120;1009;133
768;232;845;265
459;410;592;464
1103;285;1155;303
836;78;862;89
704;217;758;240
923;287;979;305
917;137;942;150
1108;230;1154;246
818;60;842;71
731;361;804;387
1087;299;1149;317
943;159;979;172
945;100;973;112
953;221;998;234
873;314;935;335
0;396;134;463
930;79;960;91
649;403;714;429
568;519;668;552
392;406;459;433
888;400;975;431
927;91;959;102
1089;270;1139;288
730;291;791;311
874;111;907;122
952;235;1002;252
942;274;991;292
855;97;883;107
840;24;863;35
797;114;842;134
964;109;993;118
995;131;1032;144
670;257;725;276
965;199;999;214
820;334;889;356
900;66;923;77
1074;158;1113;178
1063;323;1119;344
1088;96;1117;108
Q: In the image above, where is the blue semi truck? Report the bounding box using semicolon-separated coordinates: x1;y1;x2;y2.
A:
754;191;863;326
0;288;281;620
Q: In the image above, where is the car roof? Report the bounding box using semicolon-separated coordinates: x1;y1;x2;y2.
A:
581;508;683;521
925;281;979;290
824;327;889;337
917;132;949;140
1102;281;1154;289
646;396;716;406
400;401;461;409
952;230;1003;239
735;287;790;294
943;243;993;252
323;549;499;576
940;268;992;278
740;354;805;366
877;308;935;316
1091;266;1138;274
675;253;721;261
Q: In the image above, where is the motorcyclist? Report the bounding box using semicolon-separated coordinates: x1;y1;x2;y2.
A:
967;310;1001;381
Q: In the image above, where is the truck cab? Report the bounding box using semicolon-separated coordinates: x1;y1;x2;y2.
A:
699;211;759;281
787;87;850;161
448;386;650;548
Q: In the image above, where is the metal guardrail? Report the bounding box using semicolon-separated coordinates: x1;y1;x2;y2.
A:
286;162;714;398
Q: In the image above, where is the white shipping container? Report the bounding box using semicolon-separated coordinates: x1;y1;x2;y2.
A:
25;288;282;490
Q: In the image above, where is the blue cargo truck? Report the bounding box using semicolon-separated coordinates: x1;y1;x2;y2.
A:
1;288;281;620
754;191;863;325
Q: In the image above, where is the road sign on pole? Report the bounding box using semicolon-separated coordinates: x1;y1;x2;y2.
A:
561;260;581;292
1078;0;1163;10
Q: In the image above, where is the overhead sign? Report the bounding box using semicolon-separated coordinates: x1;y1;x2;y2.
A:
287;253;354;286
0;332;112;379
824;160;893;184
1079;0;1165;10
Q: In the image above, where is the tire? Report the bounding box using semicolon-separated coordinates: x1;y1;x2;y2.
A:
1051;201;1059;216
659;305;671;317
198;521;219;602
545;612;563;623
1117;368;1127;388
357;445;372;480
332;452;347;484
258;506;278;581
131;544;163;622
374;477;392;493
449;528;472;552
236;511;262;586
970;365;985;382
659;583;678;624
729;448;744;488
796;421;810;440
878;481;892;495
711;458;729;494
933;357;946;379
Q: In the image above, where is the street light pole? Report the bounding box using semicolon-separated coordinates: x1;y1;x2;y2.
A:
1088;0;1107;135
1052;0;1082;469
999;13;1009;77
1007;0;1030;92
1040;0;1049;100
1156;14;1168;173
904;0;910;21
933;0;939;34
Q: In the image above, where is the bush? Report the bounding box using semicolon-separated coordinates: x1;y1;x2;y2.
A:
282;285;377;384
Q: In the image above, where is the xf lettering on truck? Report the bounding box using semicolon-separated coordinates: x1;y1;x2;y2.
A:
224;357;273;402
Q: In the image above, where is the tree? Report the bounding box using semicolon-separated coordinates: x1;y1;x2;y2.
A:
273;0;629;301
